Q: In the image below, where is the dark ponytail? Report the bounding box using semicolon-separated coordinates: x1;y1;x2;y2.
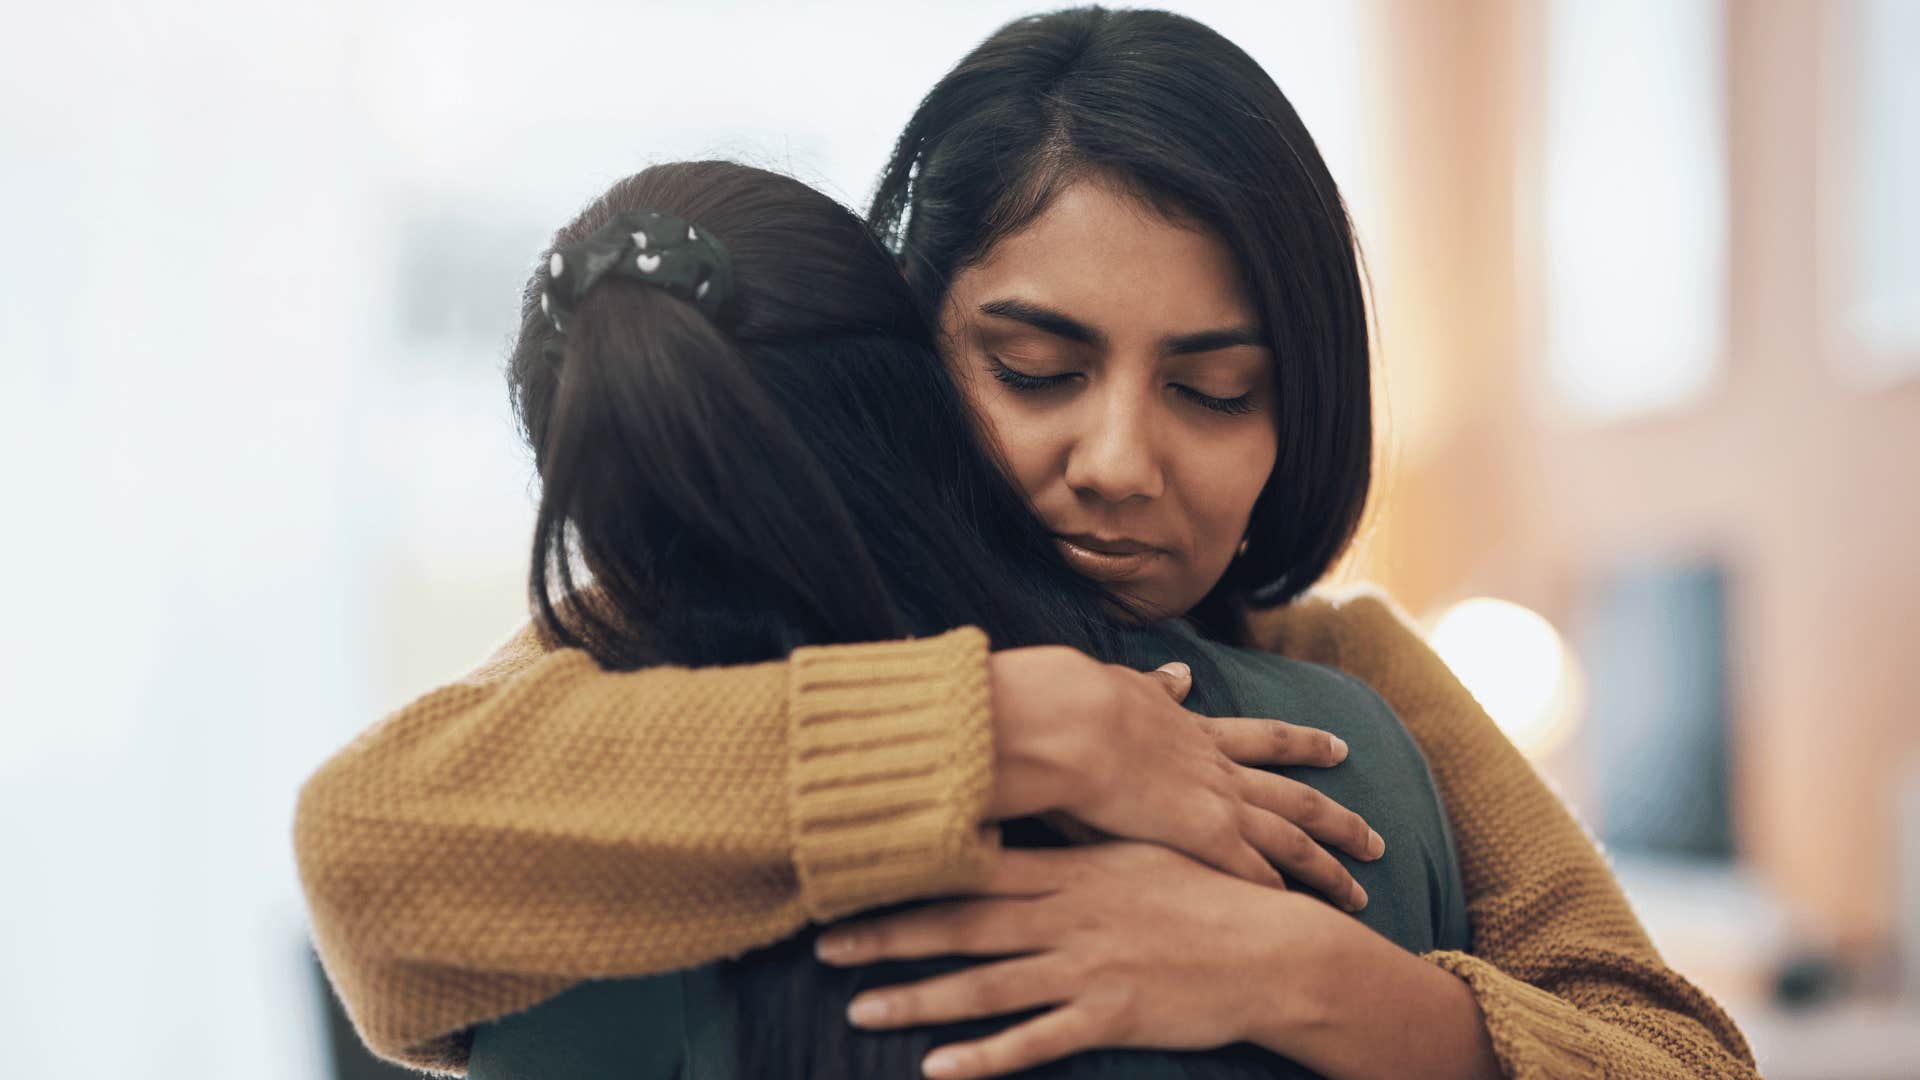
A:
529;276;906;668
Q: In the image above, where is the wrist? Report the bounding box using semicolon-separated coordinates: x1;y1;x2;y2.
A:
1245;899;1500;1080
983;645;1105;814
985;648;1100;820
1241;890;1347;1049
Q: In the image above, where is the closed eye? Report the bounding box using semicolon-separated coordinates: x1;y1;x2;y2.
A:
990;355;1256;415
987;355;1075;391
1175;385;1257;416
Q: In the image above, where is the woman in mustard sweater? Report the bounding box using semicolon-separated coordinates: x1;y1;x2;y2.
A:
293;8;1759;1080
462;158;1471;1080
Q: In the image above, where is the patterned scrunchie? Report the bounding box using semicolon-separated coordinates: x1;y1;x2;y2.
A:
540;209;733;329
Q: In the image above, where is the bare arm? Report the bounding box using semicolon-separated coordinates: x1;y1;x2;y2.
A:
1247;900;1500;1080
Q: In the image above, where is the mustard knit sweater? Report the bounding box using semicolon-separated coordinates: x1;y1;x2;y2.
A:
293;587;1759;1079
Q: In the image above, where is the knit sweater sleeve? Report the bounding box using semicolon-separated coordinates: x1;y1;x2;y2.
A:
1246;587;1759;1080
292;623;998;1077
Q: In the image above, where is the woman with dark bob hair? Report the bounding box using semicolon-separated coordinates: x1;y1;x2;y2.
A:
295;8;1758;1080
456;154;1468;1080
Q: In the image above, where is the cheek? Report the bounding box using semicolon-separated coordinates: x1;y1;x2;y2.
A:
950;360;1058;499
1180;429;1277;548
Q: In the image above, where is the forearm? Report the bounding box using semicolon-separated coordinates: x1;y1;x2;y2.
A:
1250;912;1499;1080
293;624;999;1071
298;651;800;979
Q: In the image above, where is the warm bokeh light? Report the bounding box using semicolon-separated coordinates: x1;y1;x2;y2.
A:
1427;597;1585;760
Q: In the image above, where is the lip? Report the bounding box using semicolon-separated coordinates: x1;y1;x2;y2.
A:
1056;533;1160;556
1053;533;1166;582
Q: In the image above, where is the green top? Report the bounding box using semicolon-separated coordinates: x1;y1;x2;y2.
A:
468;624;1468;1080
1141;619;1471;953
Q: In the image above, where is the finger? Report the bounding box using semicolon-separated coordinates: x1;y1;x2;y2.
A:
814;897;1051;965
1241;769;1385;862
1145;661;1193;704
1214;835;1286;889
1240;804;1369;912
920;1003;1106;1080
1200;716;1348;767
846;953;1070;1030
1179;799;1286;889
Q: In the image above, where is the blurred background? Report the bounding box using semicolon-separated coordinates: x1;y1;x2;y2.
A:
0;0;1913;1077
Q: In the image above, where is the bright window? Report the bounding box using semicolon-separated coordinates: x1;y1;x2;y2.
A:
1840;0;1920;379
1541;0;1728;422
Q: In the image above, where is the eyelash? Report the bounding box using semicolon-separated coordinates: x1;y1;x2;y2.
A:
986;356;1257;417
986;356;1062;393
1178;385;1259;416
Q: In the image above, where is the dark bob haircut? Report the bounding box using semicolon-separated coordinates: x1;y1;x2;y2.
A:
868;5;1374;638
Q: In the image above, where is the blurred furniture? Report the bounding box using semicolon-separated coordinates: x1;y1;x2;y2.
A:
1580;559;1735;859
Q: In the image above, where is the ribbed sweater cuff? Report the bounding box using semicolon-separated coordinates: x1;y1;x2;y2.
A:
788;627;1000;923
1423;950;1608;1080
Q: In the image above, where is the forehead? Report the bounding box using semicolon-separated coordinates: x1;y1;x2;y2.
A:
955;178;1257;336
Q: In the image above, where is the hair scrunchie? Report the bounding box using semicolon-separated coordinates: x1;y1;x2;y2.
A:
541;209;733;328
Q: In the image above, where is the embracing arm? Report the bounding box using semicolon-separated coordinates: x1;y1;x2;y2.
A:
293;624;997;1075
294;617;1346;1075
1248;588;1759;1080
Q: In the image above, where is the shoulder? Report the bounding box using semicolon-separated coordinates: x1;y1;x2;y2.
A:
453;587;622;687
1243;584;1488;745
1240;639;1434;776
1243;582;1432;668
1189;627;1428;777
453;618;563;687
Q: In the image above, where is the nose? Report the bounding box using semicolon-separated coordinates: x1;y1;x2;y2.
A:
1063;380;1165;504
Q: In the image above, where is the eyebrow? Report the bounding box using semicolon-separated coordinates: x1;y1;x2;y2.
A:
1166;327;1265;355
978;298;1104;347
976;298;1264;356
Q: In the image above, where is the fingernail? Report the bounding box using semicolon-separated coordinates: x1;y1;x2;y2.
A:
1368;829;1385;859
1348;882;1369;911
924;1049;966;1078
1330;736;1349;762
1160;661;1191;681
848;995;891;1026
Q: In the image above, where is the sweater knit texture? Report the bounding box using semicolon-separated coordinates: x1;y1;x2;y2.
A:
294;586;1759;1079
